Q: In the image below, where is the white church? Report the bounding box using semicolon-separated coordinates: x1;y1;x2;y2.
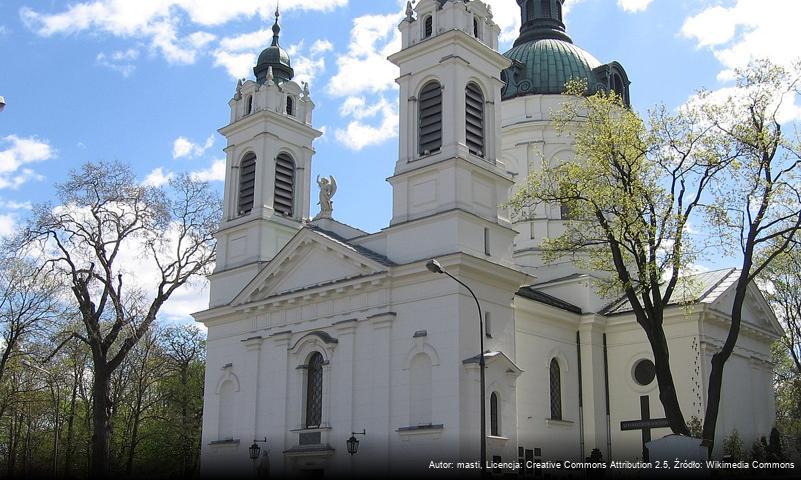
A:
193;1;782;477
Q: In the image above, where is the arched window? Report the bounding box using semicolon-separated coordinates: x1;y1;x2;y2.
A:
305;352;324;428
611;74;624;99
465;82;485;158
409;353;433;426
218;380;236;440
490;392;500;436
238;153;257;216
473;18;480;39
424;16;433;38
286;96;294;116
274;153;295;217
419;81;443;156
549;358;562;420
245;95;253;115
541;0;552;18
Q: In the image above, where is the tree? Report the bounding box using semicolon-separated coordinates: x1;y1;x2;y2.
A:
698;60;801;453
508;80;730;436
161;324;206;477
509;59;801;452
0;257;64;419
13;161;220;476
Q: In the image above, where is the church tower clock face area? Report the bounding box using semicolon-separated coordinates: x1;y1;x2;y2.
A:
193;1;782;477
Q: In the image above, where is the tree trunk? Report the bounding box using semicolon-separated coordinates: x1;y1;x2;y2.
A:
91;367;112;477
125;396;143;475
702;281;748;456
64;366;79;477
651;327;691;435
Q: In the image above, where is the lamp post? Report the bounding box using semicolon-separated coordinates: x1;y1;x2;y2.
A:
0;96;5;112
426;259;487;477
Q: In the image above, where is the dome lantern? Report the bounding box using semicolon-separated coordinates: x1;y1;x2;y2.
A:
254;7;295;84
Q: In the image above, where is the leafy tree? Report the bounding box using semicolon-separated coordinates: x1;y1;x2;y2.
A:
509;59;801;453
12;161;220;476
697;60;801;453
508;79;729;435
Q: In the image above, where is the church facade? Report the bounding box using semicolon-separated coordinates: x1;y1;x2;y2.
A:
193;1;781;477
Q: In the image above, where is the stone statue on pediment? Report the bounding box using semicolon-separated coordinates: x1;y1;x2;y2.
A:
314;175;337;220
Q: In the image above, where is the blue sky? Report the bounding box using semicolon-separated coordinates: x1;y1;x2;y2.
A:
1;0;799;319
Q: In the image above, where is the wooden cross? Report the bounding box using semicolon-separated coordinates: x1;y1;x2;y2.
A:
620;395;670;461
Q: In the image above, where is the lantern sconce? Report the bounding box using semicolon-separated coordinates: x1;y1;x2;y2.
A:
248;437;267;460
346;430;366;456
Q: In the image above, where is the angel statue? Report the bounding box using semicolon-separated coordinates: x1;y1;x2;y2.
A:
314;175;337;220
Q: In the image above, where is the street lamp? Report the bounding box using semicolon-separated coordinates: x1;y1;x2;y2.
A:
0;96;5;112
346;430;366;455
425;259;487;476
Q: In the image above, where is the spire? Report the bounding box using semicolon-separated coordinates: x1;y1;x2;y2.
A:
253;2;294;84
271;4;281;47
514;0;571;47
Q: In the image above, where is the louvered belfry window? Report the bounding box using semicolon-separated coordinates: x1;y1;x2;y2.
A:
424;16;433;38
549;358;562;420
238;153;257;215
465;82;485;158
419;81;443;156
274;153;295;217
305;352;323;428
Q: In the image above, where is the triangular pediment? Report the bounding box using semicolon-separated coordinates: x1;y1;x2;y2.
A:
232;228;390;306
709;282;783;337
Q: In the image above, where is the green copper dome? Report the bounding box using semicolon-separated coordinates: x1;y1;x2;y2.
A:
502;39;601;98
501;0;630;103
254;9;294;84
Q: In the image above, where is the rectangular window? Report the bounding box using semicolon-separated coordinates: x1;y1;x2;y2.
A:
485;311;492;338
484;227;491;256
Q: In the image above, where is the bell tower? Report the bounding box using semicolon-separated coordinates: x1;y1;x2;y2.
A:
209;10;322;307
386;0;516;265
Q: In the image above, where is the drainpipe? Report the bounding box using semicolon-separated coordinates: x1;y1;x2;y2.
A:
603;333;612;460
576;331;585;460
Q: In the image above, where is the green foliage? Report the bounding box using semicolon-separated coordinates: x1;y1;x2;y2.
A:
0;323;206;478
688;416;704;438
723;429;745;461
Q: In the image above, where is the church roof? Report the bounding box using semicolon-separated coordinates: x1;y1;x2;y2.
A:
516;286;583;314
601;268;740;316
309;226;396;267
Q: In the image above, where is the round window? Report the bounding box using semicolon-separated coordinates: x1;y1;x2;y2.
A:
633;359;656;386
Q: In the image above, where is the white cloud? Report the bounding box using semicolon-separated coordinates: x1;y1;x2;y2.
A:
143;167;175;187
334;97;399;151
173;134;215;159
617;0;653;13
681;0;801;82
190;159;226;182
213;31;332;85
327;12;401;98
680;0;801;121
484;0;522;44
96;48;140;76
0;199;32;210
0;135;54;189
20;0;347;68
0;214;16;238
